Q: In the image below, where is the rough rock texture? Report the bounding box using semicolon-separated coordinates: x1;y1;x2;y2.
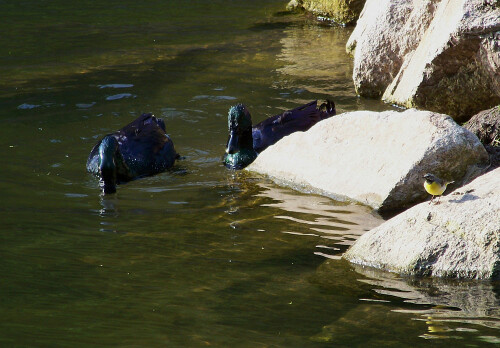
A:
485;145;500;169
346;0;435;96
464;105;500;169
347;0;500;121
287;0;366;25
343;167;500;279
247;109;489;213
464;105;500;146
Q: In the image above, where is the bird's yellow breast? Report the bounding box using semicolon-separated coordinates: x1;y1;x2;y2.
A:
424;181;447;196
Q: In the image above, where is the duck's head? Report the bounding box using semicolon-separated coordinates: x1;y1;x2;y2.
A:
98;136;119;194
223;104;257;169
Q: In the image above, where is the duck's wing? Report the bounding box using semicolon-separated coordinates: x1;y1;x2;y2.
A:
118;113;177;174
117;113;157;139
252;100;335;153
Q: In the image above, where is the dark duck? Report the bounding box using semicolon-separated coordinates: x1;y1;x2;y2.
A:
87;113;178;194
224;100;335;169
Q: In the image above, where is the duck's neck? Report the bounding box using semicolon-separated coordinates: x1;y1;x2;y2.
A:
99;136;118;194
224;131;257;169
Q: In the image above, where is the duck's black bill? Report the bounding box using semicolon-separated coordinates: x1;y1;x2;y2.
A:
226;131;239;154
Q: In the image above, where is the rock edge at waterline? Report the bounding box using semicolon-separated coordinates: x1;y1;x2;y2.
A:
343;167;500;280
287;0;366;25
247;109;489;213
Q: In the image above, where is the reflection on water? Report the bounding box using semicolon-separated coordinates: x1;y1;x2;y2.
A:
277;24;353;96
275;23;396;113
307;261;500;344
257;183;382;259
354;265;500;342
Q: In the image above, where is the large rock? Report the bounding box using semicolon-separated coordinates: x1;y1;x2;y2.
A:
343;167;500;279
247;109;489;213
347;0;500;121
287;0;366;25
346;0;434;96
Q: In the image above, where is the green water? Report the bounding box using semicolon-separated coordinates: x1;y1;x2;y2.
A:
1;1;500;346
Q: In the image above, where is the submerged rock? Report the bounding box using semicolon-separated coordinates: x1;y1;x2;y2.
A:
347;0;500;121
247;109;489;213
287;0;366;25
343;167;500;279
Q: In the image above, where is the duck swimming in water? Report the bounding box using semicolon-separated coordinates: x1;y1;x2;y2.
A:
87;113;178;194
224;100;335;169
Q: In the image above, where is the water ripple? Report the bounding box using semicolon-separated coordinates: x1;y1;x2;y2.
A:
99;84;134;89
106;93;136;101
17;103;41;110
257;183;382;259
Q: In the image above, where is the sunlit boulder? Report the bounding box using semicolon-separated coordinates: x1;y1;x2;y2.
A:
347;0;500;121
246;109;489;213
344;167;500;279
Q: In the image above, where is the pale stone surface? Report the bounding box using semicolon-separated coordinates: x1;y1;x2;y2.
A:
343;167;500;279
348;0;500;121
246;109;489;213
346;0;436;96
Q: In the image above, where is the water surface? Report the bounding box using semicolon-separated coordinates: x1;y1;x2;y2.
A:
1;1;500;346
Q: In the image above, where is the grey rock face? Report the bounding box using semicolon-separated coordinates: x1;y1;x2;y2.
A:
348;0;500;121
464;106;500;146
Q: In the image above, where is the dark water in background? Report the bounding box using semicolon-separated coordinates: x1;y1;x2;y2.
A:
1;1;500;346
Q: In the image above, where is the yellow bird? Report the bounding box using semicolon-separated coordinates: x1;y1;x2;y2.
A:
423;173;454;204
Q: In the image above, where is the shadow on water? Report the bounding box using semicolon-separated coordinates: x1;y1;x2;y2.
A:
1;44;230;111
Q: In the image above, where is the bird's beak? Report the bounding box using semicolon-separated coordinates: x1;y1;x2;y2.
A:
226;130;239;154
